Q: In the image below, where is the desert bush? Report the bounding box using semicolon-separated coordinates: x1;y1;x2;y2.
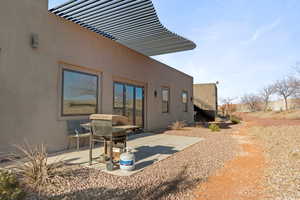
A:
0;169;25;200
289;149;300;160
169;121;186;130
230;115;241;124
241;94;263;112
208;124;220;132
266;107;273;112
12;143;64;194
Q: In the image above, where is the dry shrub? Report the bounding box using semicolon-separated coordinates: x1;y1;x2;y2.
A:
11;143;64;194
289;149;300;161
169;121;186;130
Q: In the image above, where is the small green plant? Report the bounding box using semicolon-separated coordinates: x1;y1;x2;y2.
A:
230;115;241;124
0;169;25;200
169;121;186;130
208;123;220;132
266;107;272;112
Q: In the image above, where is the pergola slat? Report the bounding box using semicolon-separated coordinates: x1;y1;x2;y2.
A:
87;7;154;26
67;0;144;20
111;27;166;39
103;21;160;34
93;15;158;31
75;0;151;22
119;31;171;42
49;0;196;56
92;13;157;30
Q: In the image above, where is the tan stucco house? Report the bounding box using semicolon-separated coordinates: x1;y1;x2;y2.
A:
0;0;196;153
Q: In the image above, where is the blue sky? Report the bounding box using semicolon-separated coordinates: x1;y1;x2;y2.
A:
49;0;300;100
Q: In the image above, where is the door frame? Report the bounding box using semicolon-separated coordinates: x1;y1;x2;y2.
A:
113;81;145;127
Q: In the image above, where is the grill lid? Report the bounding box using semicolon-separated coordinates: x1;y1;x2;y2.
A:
90;114;130;125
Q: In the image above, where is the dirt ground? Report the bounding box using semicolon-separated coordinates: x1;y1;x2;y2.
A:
194;112;300;200
245;110;300;120
237;112;300;126
194;121;265;200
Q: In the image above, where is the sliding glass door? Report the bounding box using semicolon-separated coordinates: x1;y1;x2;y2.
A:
113;82;144;127
135;87;144;127
125;85;134;125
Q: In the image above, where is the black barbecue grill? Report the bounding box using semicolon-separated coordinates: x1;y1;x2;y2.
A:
86;114;139;170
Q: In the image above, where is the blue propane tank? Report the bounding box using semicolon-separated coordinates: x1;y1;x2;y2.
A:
120;147;135;171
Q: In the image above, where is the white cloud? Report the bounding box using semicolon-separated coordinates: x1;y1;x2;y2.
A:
241;18;281;45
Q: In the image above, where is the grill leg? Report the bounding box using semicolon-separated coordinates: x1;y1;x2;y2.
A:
77;136;80;151
104;141;107;155
106;140;114;171
89;135;93;165
109;140;113;162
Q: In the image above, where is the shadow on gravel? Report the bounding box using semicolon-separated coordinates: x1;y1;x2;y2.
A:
31;166;207;200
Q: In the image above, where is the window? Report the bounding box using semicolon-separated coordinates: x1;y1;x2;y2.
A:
62;69;99;116
113;83;125;116
182;91;188;112
162;88;170;113
113;82;145;127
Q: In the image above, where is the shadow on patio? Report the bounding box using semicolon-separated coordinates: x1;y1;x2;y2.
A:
134;145;178;170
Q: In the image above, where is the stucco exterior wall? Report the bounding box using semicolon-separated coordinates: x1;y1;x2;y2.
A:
0;0;194;153
193;84;217;110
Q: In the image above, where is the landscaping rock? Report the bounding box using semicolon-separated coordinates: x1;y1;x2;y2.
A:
26;126;240;200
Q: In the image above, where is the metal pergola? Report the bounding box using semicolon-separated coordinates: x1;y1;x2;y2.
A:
49;0;196;56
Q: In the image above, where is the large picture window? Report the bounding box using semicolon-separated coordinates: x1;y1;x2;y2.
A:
62;69;99;116
182;91;188;112
162;88;170;113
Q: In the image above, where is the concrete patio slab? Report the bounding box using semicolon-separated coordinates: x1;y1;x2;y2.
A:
48;133;203;176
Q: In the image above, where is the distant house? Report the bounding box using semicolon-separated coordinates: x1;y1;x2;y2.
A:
193;83;218;121
268;98;300;111
236;98;300;112
0;0;196;153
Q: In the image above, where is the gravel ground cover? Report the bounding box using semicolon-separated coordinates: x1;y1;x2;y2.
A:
26;125;240;200
249;125;300;200
193;122;265;200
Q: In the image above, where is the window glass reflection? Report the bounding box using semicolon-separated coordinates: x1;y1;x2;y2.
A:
162;88;169;113
62;69;98;116
182;92;188;112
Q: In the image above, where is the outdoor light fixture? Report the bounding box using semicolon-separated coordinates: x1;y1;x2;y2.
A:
154;90;157;98
30;33;39;49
